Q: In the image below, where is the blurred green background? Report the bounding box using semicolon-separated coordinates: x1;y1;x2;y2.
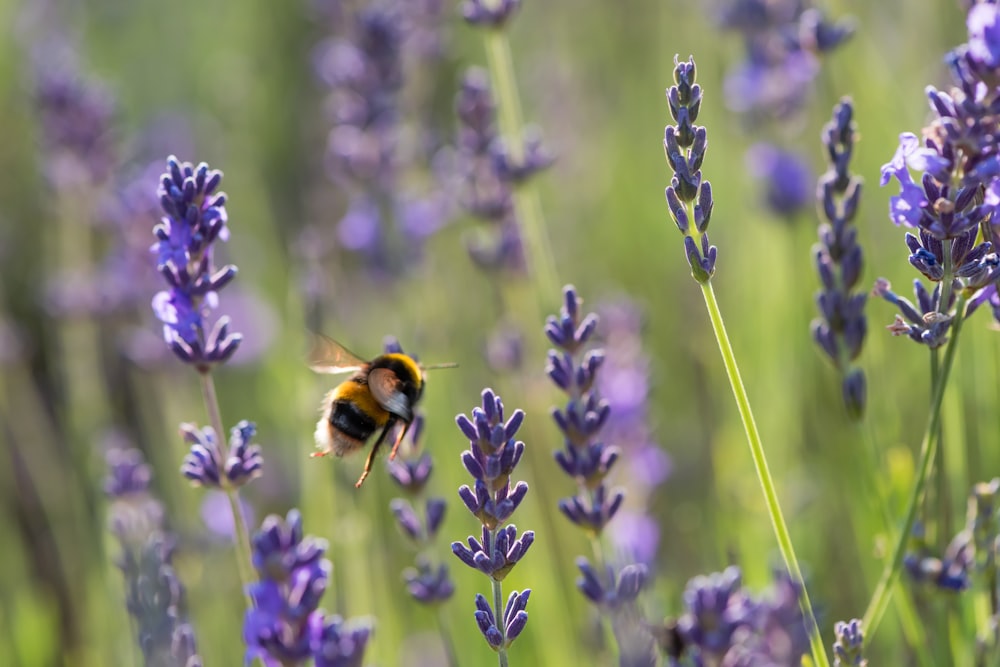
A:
0;0;993;664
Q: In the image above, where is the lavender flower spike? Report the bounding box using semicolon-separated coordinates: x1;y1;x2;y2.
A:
833;619;867;666
106;448;203;666
180;420;263;489
244;509;374;667
151;155;242;370
811;97;868;418
663;56;717;283
453;389;533;657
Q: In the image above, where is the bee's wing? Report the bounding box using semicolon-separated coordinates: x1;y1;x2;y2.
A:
307;332;367;375
368;367;412;421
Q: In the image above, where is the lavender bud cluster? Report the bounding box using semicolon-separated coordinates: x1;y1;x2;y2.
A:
454;68;549;273
33;54;117;187
546;285;655;653
243;510;373;666
383;339;455;607
663;566;810;667
315;4;451;272
452;389;532;652
546;287;620;534
663;56;717;284
904;478;1000;594
105;448;202;667
180;420;264;489
811;98;868;418
832;619;867;667
462;0;521;29
151;156;242;369
877;4;1000;345
716;0;854;121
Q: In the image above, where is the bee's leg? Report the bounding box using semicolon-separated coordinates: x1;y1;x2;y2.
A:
356;420;394;488
388;422;411;461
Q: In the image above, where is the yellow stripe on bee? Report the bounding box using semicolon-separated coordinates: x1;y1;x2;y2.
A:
330;380;391;426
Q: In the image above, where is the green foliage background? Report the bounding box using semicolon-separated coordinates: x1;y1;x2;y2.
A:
0;0;994;664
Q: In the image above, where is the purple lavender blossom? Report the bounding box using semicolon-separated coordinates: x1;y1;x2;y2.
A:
832;619;866;666
716;0;853;121
663;56;717;283
671;566;809;666
151;156;242;369
33;52;117;187
905;478;1000;594
455;68;528;273
453;389;532;653
379;343;455;610
875;8;1000;340
244;510;373;666
314;4;453;274
180;420;263;489
547;286;622;534
811;98;868;417
105;448;203;666
746;143;813;218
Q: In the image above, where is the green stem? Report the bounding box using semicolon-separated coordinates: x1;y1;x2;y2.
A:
482;28;559;299
862;293;968;638
199;371;256;605
491;570;509;667
698;281;830;667
856;419;933;667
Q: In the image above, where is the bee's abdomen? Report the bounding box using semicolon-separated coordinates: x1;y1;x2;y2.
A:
329;399;378;441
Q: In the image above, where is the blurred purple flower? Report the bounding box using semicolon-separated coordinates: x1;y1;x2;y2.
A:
105;447;203;666
180;420;263;489
746;143;813;218
33;50;117;187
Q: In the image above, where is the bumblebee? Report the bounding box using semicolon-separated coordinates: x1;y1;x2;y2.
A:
308;333;453;488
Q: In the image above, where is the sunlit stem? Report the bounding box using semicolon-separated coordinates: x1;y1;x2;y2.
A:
482;28;559;299
200;370;256;606
862;293;968;637
697;274;830;667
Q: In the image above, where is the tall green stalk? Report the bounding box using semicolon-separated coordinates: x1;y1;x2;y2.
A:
699;280;830;667
481;29;559;300
863;293;969;637
199;371;256;605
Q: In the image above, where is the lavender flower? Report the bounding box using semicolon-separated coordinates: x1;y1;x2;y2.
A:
455;68;525;273
151;156;242;369
105;448;202;667
716;1;854;121
382;341;455;608
244;510;373;666
663;56;717;283
315;4;452;273
876;8;1000;342
179;420;263;489
546;286;660;655
547;286;622;535
832;619;866;666
811;98;868;418
746;143;813;219
453;389;532;655
669;566;810;666
905;479;1000;594
33;52;117;187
